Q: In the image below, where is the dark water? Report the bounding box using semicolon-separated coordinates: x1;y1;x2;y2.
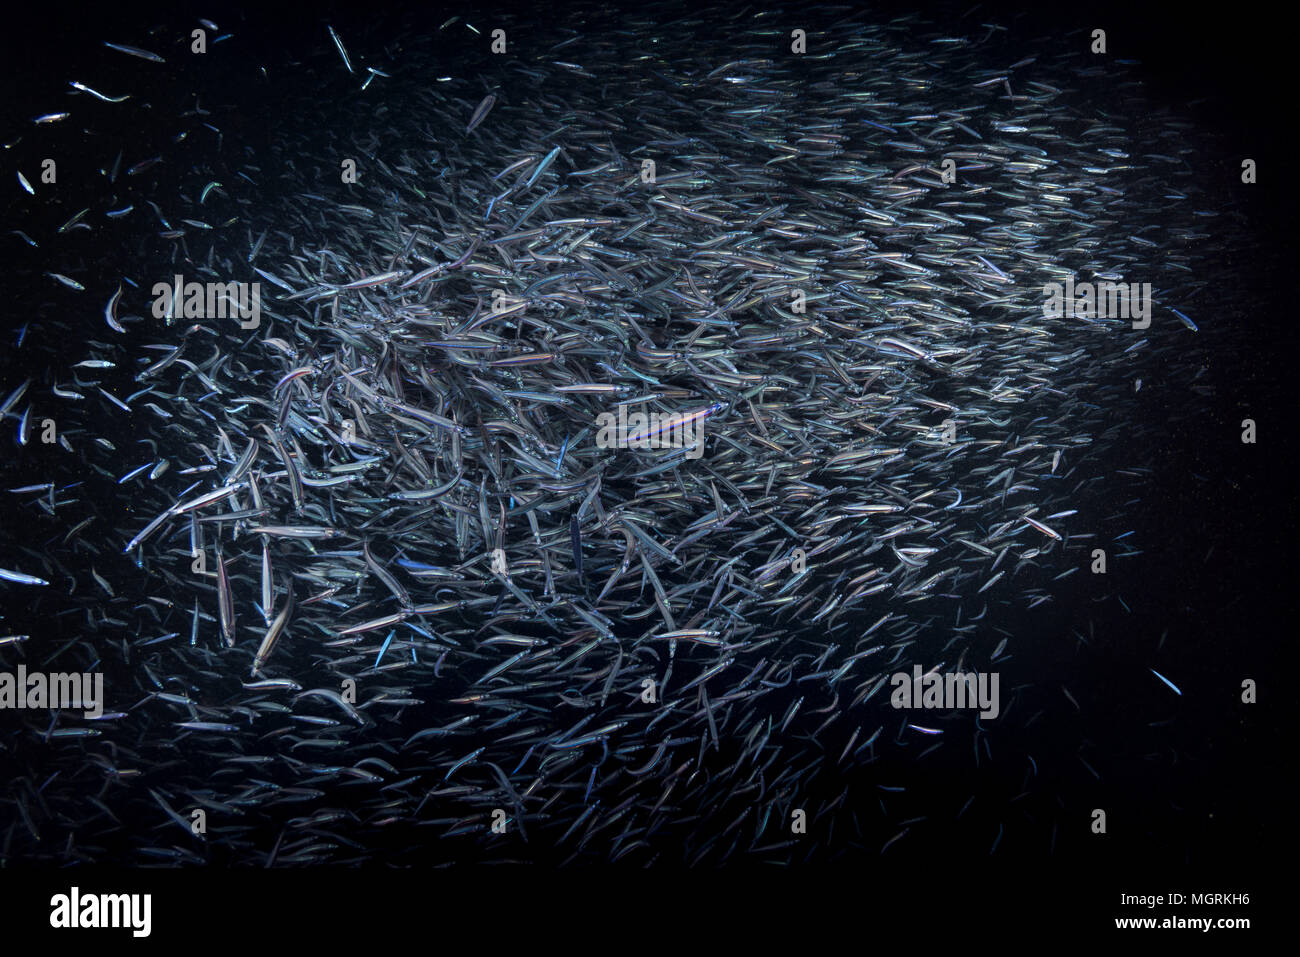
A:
0;0;1290;937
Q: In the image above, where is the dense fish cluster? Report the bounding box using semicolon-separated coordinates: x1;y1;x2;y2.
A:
1;5;1240;864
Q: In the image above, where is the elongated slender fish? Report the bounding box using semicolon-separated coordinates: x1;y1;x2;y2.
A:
465;94;496;134
103;41;166;63
327;25;354;73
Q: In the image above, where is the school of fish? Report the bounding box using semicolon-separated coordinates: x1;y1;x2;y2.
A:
0;4;1244;864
